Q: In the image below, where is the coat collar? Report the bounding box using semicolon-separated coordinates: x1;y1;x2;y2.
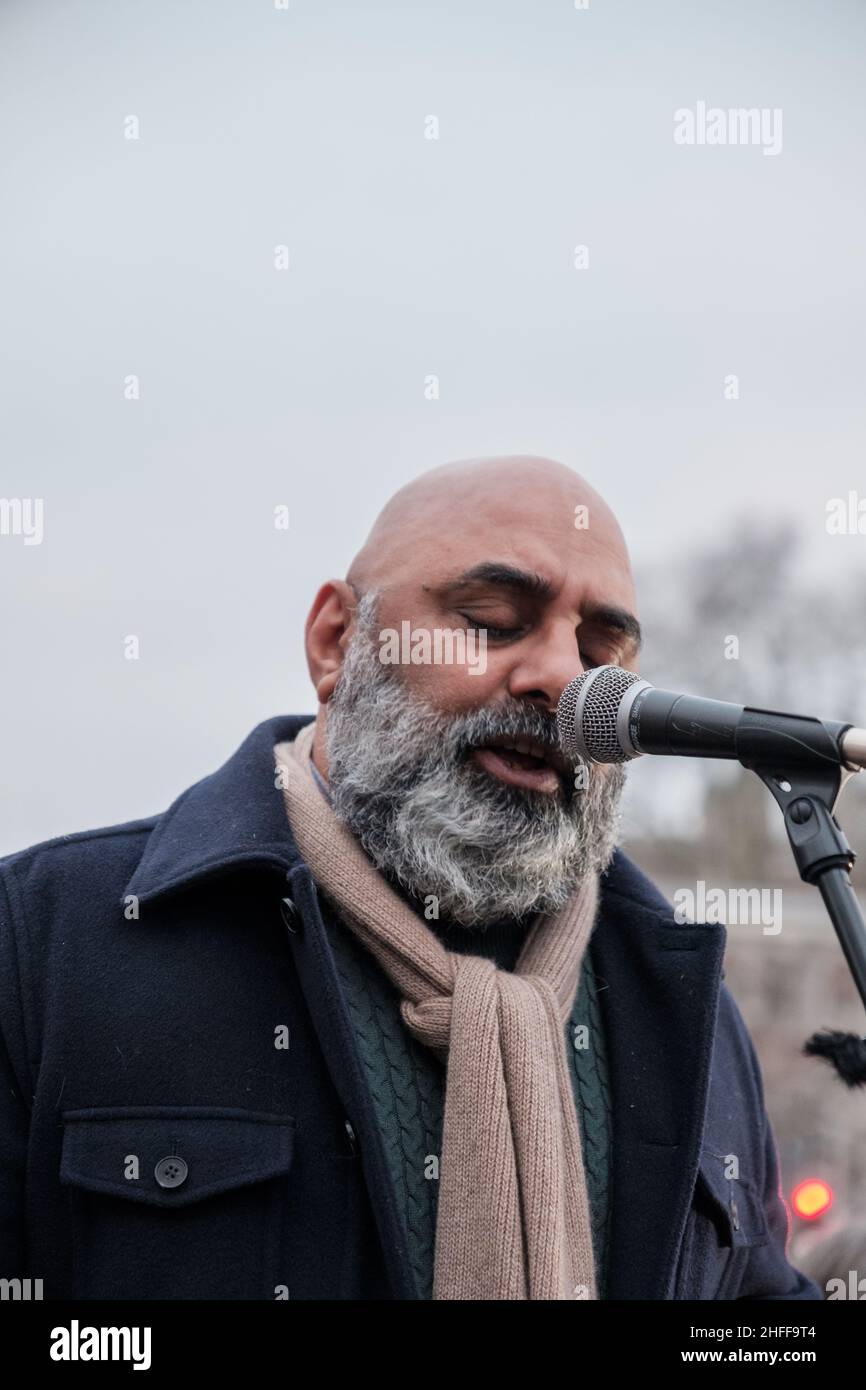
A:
122;714;314;907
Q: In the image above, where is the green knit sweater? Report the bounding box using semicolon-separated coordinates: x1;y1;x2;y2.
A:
322;902;613;1299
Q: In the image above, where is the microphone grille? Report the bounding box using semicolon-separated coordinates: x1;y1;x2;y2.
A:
557;665;645;763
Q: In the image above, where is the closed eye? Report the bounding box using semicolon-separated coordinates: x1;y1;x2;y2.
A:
458;613;524;641
459;611;607;666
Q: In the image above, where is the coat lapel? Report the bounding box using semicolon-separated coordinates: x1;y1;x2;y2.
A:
592;859;726;1298
286;863;419;1300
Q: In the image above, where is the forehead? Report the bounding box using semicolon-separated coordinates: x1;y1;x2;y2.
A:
401;506;637;611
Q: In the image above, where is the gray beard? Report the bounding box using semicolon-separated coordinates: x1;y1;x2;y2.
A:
323;593;626;929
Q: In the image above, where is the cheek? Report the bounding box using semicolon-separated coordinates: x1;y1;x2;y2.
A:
399;658;504;711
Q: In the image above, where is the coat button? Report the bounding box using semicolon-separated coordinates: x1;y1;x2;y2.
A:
154;1155;189;1189
280;896;300;932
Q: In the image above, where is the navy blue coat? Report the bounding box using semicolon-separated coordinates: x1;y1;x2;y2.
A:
0;714;822;1300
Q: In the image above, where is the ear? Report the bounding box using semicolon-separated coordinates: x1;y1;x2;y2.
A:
304;580;359;705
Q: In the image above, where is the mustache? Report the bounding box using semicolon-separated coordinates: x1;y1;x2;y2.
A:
449;702;566;761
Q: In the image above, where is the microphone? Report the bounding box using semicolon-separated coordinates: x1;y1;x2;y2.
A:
557;665;866;773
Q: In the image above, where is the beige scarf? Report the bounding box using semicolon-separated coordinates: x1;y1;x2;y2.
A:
274;721;600;1301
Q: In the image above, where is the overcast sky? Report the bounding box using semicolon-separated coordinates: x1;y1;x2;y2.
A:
2;0;865;854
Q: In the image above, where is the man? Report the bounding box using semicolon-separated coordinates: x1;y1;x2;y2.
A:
0;455;821;1300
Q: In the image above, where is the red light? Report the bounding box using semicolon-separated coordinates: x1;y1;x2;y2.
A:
791;1178;833;1220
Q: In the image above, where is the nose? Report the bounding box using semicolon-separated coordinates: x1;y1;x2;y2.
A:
503;626;584;713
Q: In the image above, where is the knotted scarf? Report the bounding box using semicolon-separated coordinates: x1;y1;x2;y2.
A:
274;721;600;1300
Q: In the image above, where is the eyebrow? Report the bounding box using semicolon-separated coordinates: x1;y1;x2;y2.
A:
436;562;643;654
443;562;555;600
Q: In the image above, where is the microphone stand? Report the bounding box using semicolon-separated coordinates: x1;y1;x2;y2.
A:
754;758;866;1086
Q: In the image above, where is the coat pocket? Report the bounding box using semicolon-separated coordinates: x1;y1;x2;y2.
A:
675;1149;769;1300
59;1105;296;1300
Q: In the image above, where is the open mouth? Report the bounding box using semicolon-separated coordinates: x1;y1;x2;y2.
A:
467;735;569;794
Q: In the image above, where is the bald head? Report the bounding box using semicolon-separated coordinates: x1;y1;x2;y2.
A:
305;452;640;773
347;455;630;597
301;453;636;914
